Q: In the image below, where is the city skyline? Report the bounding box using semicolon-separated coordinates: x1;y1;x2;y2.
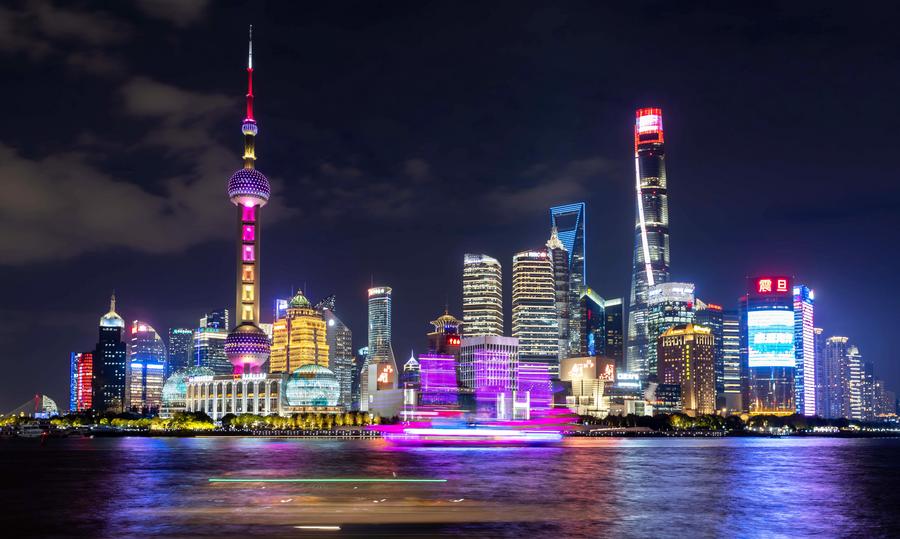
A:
1;3;899;411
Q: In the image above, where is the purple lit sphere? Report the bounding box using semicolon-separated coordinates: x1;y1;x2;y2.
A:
228;168;270;207
225;322;270;373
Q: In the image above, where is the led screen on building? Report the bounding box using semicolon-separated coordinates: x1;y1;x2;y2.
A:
747;310;795;368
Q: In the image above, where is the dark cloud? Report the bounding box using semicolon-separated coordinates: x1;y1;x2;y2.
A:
135;0;210;27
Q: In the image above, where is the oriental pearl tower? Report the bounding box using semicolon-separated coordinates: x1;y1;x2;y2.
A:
225;26;270;375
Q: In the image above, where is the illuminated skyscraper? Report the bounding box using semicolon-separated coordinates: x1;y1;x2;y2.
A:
550;203;586;356
546;227;570;359
512;249;559;374
127;320;167;414
225;27;271;375
269;291;329;374
93;293;127;413
603;298;624;368
193;311;230;375
823;336;850;418
742;276;795;415
69;352;93;412
658;324;716;416
695;302;724;408
167;328;193;377
360;286;397;407
315;295;354;408
627;108;670;377
847;345;864;420
646;282;695;378
793;285;816;415
722;310;742;412
814;327;827;416
576;288;605;357
462;254;503;337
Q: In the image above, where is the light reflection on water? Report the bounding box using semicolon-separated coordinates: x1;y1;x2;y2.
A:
3;436;899;537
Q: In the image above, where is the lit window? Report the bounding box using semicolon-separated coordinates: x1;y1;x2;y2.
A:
242;205;256;223
243;285;254;301
242;265;254;282
242;306;253;321
242;225;255;242
242;245;254;262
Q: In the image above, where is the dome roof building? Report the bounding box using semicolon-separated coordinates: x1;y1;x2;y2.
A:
269;290;329;375
284;364;340;407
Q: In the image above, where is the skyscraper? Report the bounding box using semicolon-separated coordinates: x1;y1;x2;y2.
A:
127;320;167;414
315;295;354;408
224;27;271;375
814;327;827;416
512;249;559;374
193;310;230;375
823;336;850;418
793;285;816;415
269;291;329;374
367;286;394;368
847;344;863;420
546;227;570;359
427;311;463;358
627;108;670;377
646;282;695;379
550;203;586;357
722;310;742;412
658;324;716;416
603;298;625;369
69;352;93;412
742;276;795;415
577;288;605;357
462;254;503;337
93;294;127;413
167;328;193;377
695;302;725;409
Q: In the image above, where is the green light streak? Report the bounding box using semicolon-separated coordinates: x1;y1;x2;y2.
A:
208;478;447;483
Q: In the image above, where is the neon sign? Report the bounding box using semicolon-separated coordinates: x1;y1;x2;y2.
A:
752;276;791;297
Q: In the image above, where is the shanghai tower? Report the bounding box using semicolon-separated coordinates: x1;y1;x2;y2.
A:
626;108;670;377
224;27;271;375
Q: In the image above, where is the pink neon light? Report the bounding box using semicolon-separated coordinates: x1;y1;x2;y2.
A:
242;225;255;242
242;205;256;222
242;245;255;262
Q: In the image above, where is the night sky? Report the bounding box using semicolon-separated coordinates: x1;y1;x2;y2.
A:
1;1;898;411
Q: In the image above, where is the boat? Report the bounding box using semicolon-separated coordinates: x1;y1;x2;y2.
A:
18;422;47;438
377;418;563;446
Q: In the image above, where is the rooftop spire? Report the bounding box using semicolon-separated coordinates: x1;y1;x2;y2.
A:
110;291;116;313
245;25;255;122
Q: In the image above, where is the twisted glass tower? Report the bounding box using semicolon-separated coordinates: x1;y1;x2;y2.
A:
626;108;670;377
225;27;271;375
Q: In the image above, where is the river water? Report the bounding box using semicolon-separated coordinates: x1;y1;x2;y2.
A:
2;436;899;537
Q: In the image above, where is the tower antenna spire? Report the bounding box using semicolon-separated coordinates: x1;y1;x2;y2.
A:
245;24;254;122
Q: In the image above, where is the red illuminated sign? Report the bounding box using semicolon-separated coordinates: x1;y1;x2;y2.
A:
635;107;664;149
751;276;791;297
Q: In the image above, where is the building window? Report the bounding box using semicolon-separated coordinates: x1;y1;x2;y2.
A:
242;305;253;322
242;225;255;242
243;285;254;302
242;265;254;282
242;245;254;262
242;205;256;223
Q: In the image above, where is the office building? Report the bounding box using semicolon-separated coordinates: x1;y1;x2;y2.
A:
69;352;93;412
550;203;586;358
167;328;193;377
646;282;695;379
577;288;606;357
695;303;724;409
127;320;167;414
722;310;741;412
93;293;128;414
658;324;716;416
512;249;559;374
814;327;827;416
367;286;395;368
315;295;354;408
546;227;570;359
627;108;671;376
193;318;230;375
224;28;271;375
200;308;229;330
823;336;850;418
742;276;795;415
603;298;625;369
462;254;504;337
793;285;816;415
847;345;864;420
459;336;519;395
269;290;329;374
361;286;399;412
401;351;421;387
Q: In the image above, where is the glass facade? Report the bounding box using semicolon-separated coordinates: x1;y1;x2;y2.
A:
316;297;354;408
94;294;127;414
645;282;695;378
269;291;329;374
627;109;671;377
695;303;724;408
167;328;193;378
793;285;816;415
550;203;586;358
127;320;167;414
284;364;341;407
